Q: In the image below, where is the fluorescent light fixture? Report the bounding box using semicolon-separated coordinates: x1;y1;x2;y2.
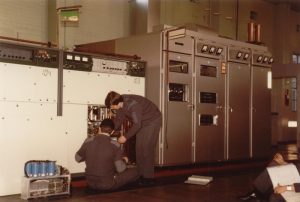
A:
288;121;297;127
267;71;272;89
136;0;148;4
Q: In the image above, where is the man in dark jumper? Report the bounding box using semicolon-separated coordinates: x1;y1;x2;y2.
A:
105;91;162;185
75;118;140;190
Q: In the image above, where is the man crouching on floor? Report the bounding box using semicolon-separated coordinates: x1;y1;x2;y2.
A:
75;118;140;191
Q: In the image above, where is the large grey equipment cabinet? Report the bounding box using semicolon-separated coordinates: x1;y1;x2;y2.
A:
163;34;194;165
227;46;251;160
194;40;227;162
165;52;193;165
251;50;272;158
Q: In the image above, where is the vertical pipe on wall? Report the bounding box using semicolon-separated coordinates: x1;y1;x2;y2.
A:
250;59;253;158
191;36;196;163
159;31;164;164
57;50;64;116
208;0;211;27
248;22;255;42
255;24;261;43
297;74;300;151
225;47;229;160
235;0;239;40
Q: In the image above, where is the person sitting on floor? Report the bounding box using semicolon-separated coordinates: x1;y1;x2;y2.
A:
239;153;300;202
75;118;140;191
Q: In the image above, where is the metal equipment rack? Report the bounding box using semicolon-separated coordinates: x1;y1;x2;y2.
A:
21;174;70;200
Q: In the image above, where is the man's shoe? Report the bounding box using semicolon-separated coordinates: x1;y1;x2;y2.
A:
238;191;257;201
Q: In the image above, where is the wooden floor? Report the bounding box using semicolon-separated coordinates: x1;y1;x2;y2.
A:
0;143;298;202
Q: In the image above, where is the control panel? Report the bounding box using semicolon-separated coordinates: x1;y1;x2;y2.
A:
0;42;59;68
127;61;146;77
0;41;146;75
169;60;189;74
228;46;251;64
196;41;225;59
87;105;110;136
169;83;187;102
199;114;218;126
92;58;146;77
92;58;127;75
252;51;273;67
200;92;217;104
63;52;93;71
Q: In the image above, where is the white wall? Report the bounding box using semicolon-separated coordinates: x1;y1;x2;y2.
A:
57;0;131;49
160;0;210;28
0;0;48;43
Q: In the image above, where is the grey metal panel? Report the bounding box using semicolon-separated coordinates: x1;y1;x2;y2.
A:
228;62;251;159
252;66;272;158
195;41;226;59
195;56;226;162
163;52;193;165
227;47;251;64
113;33;163;164
114;33;162;110
165;35;194;54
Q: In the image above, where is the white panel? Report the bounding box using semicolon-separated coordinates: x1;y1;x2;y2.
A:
0;63;58;102
63;104;87;173
63;70;145;105
0;102;67;196
63;70;145;172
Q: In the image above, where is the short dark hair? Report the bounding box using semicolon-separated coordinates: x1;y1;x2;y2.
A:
100;118;114;133
105;91;123;108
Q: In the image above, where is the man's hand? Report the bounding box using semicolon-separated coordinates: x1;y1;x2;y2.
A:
118;135;127;144
112;130;121;137
122;156;129;164
274;184;293;194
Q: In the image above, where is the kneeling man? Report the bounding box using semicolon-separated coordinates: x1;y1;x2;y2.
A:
75;118;140;190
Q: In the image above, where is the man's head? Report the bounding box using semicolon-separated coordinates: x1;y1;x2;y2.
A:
105;91;123;110
100;118;115;134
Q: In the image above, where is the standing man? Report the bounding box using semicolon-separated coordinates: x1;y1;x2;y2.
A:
105;91;162;185
75;118;139;191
